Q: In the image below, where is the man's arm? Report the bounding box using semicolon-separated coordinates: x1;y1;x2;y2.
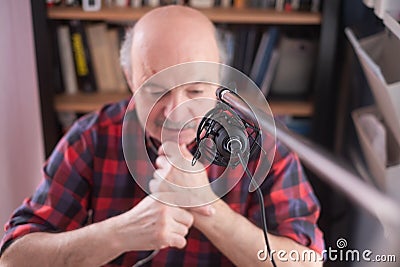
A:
0;218;121;267
0;194;205;267
192;199;323;267
153;142;323;267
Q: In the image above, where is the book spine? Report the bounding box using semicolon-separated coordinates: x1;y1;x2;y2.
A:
299;0;312;11
114;0;129;7
291;0;300;10
51;22;65;95
145;0;160;7
69;20;97;93
189;0;215;8
107;28;129;93
311;0;320;12
275;0;285;11
131;0;143;7
82;0;102;11
65;0;80;6
255;27;279;86
57;25;78;95
234;0;246;8
220;0;232;7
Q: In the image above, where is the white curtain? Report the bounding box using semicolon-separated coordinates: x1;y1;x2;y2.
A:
0;1;45;227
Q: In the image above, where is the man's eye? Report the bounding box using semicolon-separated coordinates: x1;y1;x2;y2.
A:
149;90;168;97
188;90;204;94
151;91;164;96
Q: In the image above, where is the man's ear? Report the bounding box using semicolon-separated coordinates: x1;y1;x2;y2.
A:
123;69;134;91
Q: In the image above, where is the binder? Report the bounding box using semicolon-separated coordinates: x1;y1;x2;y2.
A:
352;106;400;201
346;28;400;146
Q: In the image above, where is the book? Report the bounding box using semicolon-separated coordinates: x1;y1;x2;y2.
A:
114;0;129;6
232;26;249;73
247;0;259;8
107;28;129;93
275;0;285;11
130;0;142;7
57;25;78;95
189;0;215;8
242;26;259;76
69;20;97;93
291;0;300;10
259;0;276;8
220;0;232;7
65;0;80;6
234;0;246;8
145;0;160;7
216;26;235;66
250;27;280;87
51;23;65;95
299;0;312;11
311;0;320;12
82;0;101;11
270;36;317;97
260;48;280;97
86;23;119;93
250;31;269;82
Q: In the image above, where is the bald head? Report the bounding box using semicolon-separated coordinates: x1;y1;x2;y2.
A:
121;5;223;90
135;5;216;35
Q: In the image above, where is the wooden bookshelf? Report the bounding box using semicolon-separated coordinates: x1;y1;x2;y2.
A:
269;99;313;116
54;92;132;113
54;92;313;116
47;6;321;25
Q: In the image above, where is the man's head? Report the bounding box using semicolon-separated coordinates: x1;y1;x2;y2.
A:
121;6;224;145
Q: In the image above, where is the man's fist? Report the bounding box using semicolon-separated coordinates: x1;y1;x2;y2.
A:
150;141;217;215
112;194;194;251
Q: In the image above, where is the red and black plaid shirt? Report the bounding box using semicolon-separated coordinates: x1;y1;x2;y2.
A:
1;99;324;266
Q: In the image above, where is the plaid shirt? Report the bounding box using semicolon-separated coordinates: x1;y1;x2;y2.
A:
1;99;324;266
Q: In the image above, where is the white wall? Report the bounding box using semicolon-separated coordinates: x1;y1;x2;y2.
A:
0;1;45;226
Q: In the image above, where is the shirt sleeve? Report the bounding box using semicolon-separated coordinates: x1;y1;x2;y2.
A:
248;140;325;255
0;120;94;256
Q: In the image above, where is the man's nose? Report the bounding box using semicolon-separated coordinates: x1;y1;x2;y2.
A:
162;91;190;122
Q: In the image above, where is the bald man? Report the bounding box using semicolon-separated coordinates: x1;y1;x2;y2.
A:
0;6;323;267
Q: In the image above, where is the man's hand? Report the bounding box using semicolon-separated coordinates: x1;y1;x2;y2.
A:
149;141;217;215
111;194;194;252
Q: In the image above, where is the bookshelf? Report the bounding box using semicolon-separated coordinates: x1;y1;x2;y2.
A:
54;92;131;113
49;5;320;122
47;6;322;25
54;92;314;116
32;1;340;156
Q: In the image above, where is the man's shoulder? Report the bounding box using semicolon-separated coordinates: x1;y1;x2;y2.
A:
75;99;131;132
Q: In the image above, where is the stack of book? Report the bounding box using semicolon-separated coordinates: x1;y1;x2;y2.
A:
56;20;128;95
48;0;321;11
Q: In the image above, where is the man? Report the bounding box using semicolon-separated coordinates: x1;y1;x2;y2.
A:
0;5;323;266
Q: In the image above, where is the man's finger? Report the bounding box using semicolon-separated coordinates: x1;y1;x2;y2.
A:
154;164;171;179
155;155;170;169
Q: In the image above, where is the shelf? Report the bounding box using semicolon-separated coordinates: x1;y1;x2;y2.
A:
54;92;313;116
269;99;313;116
47;6;322;25
54;92;132;113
